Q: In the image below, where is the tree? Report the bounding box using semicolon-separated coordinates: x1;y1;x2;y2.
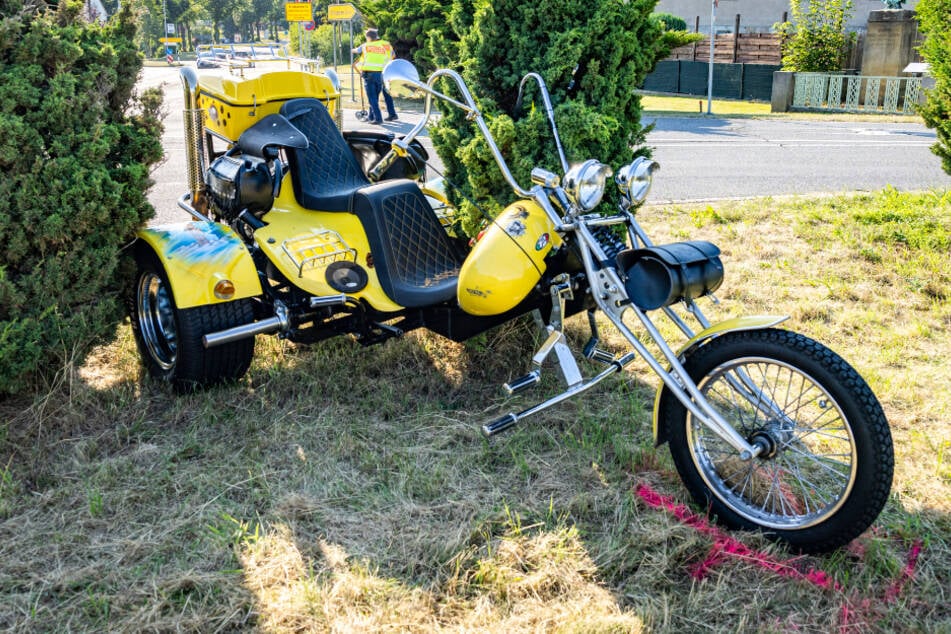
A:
204;0;238;42
422;0;672;236
776;0;856;72
917;0;951;174
359;0;449;64
652;12;687;32
0;0;163;395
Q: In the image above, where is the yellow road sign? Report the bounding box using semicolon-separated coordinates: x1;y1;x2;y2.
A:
328;3;356;20
285;2;312;22
159;37;182;44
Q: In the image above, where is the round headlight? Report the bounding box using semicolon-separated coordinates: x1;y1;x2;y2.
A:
563;160;612;211
615;157;659;203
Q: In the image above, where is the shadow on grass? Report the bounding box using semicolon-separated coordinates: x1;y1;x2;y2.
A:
0;316;945;632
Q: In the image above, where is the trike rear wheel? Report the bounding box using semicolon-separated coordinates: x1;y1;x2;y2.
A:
130;248;255;392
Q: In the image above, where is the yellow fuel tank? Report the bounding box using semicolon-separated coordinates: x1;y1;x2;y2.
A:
457;200;562;316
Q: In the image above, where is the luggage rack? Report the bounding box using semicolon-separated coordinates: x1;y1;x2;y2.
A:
282;230;356;276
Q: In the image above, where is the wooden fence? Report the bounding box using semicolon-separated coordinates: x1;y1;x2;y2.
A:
668;33;783;66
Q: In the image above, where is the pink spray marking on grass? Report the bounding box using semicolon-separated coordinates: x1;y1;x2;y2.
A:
635;483;927;633
635;483;840;591
885;539;923;601
635;482;927;633
838;539;924;631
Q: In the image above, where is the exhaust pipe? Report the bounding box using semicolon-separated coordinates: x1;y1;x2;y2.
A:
203;316;285;348
180;67;208;212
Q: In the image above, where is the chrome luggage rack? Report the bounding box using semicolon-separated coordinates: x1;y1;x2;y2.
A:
281;230;356;277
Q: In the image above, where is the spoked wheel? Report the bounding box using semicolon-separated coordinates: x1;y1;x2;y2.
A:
660;328;893;552
130;247;256;392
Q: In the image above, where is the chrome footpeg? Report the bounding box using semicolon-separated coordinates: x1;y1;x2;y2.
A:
482;413;518;436
503;370;541;395
583;338;615;364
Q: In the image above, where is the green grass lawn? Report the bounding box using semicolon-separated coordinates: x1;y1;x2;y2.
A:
639;92;773;116
2;188;949;632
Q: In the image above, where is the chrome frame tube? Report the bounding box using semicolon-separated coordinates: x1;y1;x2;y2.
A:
177;193;212;222
573;219;760;459
483;353;637;436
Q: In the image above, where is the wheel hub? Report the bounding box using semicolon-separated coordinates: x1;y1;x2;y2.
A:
138;273;177;371
750;430;778;459
749;419;795;459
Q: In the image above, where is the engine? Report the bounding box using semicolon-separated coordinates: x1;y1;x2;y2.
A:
204;153;274;220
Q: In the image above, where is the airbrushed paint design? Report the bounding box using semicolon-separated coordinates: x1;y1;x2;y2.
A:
503;206;529;238
152;222;244;267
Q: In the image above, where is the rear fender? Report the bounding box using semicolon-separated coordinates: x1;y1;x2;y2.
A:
651;315;789;446
135;221;262;309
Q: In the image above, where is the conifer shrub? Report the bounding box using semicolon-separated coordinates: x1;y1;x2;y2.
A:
422;0;675;236
917;0;951;174
0;1;162;395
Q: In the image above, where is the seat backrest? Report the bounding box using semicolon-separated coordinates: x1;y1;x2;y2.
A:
279;98;369;212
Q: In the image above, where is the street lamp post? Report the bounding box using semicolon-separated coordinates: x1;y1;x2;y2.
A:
707;0;717;115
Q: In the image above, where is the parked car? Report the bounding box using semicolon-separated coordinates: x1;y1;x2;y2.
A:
196;52;218;69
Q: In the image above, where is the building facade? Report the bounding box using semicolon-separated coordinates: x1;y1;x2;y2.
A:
653;0;919;33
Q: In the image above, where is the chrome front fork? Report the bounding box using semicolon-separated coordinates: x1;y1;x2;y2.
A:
483;225;763;461
575;223;763;460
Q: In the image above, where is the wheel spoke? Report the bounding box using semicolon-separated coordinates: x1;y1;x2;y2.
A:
688;353;857;529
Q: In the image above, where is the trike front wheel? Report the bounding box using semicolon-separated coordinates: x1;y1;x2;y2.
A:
659;328;893;552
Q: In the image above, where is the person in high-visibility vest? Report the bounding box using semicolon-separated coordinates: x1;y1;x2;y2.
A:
352;29;398;125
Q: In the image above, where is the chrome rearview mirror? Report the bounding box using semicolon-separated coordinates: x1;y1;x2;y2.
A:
323;67;340;92
383;59;423;93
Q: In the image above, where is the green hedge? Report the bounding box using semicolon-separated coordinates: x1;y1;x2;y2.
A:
0;1;163;395
423;0;672;236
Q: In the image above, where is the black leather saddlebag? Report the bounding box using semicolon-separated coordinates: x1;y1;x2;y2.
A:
617;240;724;310
343;131;428;181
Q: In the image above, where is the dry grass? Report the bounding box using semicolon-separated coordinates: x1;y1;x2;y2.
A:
1;189;949;633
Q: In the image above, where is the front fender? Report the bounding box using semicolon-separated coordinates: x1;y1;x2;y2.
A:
651;315;789;446
136;221;262;309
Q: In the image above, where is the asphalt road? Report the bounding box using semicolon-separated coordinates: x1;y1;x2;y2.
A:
142;65;948;224
644;115;948;203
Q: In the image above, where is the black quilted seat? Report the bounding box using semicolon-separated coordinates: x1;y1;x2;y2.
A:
352;181;463;307
278;98;463;308
280;98;370;211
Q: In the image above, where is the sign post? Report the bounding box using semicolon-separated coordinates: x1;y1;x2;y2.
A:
285;2;313;56
707;0;717;115
160;37;181;64
328;4;358;102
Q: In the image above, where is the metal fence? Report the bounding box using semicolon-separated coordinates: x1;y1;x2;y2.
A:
644;61;780;101
791;73;922;114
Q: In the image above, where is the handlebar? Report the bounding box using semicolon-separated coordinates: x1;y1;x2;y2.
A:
515;73;569;174
382;62;533;198
368;150;400;182
367;138;430;182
